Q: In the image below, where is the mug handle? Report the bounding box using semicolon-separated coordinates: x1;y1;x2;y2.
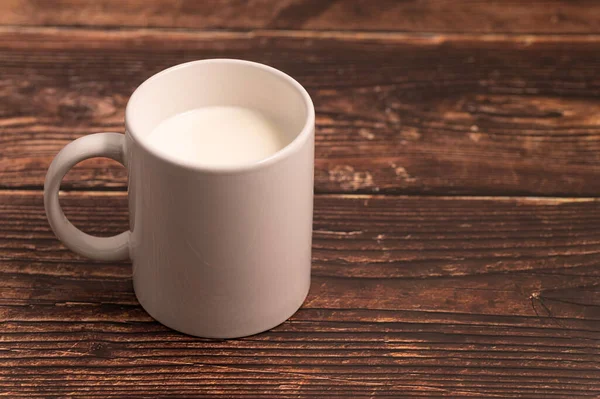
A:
44;132;130;261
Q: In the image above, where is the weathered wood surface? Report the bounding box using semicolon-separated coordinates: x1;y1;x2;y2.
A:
1;28;600;196
0;191;599;397
2;0;600;34
2;2;600;396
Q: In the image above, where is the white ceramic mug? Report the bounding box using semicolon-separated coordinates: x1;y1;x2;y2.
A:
44;59;315;338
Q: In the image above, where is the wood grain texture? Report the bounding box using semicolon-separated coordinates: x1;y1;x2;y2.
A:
1;28;600;196
0;30;600;196
0;191;599;397
2;0;600;34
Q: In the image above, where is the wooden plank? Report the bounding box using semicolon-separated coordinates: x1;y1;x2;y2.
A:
2;28;600;196
2;0;600;34
0;191;599;397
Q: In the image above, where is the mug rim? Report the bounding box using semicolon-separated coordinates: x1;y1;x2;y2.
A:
125;59;315;174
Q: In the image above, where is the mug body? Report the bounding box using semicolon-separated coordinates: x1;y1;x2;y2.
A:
124;60;314;338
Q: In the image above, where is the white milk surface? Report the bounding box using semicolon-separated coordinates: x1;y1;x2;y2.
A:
147;106;287;167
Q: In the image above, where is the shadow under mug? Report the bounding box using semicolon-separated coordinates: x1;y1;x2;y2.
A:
44;59;315;338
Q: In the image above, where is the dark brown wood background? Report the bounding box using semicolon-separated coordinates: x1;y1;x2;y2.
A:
1;1;599;398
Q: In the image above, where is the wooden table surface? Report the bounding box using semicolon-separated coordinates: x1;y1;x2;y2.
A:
1;1;599;398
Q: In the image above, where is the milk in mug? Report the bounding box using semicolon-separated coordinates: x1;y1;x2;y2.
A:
147;106;288;167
